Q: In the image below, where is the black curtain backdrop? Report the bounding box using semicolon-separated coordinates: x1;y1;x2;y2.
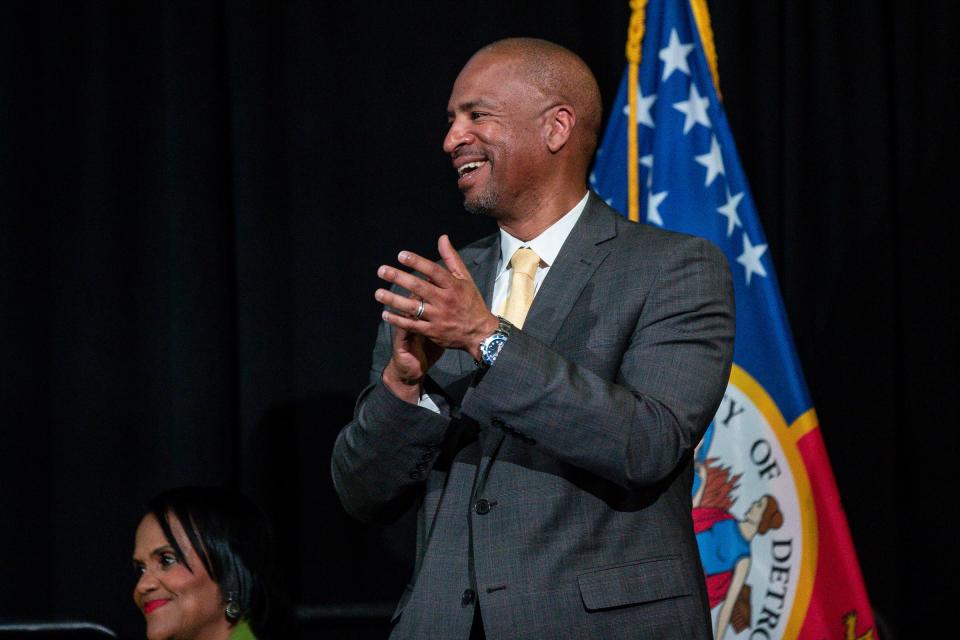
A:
1;2;955;638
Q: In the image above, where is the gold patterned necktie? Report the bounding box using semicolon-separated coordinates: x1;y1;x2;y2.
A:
500;247;541;329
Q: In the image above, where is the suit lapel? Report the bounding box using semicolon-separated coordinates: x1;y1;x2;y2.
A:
465;236;507;466
459;198;618;488
447;196;618;366
522;195;618;346
453;235;501;373
468;234;500;307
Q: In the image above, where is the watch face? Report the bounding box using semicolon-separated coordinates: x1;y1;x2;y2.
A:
482;334;508;365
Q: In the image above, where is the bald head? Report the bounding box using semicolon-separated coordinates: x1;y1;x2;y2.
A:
443;38;602;232
472;38;603;162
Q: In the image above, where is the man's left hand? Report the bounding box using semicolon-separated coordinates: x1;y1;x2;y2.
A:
376;235;498;362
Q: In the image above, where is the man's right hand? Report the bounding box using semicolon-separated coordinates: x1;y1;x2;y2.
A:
382;325;443;404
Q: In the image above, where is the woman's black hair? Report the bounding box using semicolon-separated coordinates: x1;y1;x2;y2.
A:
146;486;289;639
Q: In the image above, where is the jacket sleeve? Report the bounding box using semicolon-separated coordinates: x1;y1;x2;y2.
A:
461;236;735;490
330;320;452;523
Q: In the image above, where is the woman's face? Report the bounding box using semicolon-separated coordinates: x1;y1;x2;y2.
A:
132;513;229;640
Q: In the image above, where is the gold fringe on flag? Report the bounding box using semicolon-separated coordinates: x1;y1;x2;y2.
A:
689;0;721;99
625;0;647;222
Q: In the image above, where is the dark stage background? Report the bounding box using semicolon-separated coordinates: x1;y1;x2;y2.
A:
1;2;956;638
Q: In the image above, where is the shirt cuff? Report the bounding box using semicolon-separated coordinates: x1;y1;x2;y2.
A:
417;393;442;415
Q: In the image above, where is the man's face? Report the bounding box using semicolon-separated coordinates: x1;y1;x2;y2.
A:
443;52;548;217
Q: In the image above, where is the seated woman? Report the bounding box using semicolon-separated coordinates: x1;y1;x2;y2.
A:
131;487;288;640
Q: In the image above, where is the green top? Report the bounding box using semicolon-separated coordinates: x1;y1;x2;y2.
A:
230;621;257;640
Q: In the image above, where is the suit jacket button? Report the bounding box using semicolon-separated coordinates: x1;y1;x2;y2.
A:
474;499;491;515
409;470;422;480
461;589;476;606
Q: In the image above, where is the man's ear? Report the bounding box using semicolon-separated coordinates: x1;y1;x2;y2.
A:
545;105;576;153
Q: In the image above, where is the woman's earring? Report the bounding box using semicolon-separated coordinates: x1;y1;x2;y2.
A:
225;591;242;622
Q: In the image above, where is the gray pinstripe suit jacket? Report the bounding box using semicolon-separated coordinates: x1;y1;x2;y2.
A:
332;194;735;639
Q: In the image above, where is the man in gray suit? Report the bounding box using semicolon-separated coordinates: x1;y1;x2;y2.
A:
332;38;734;639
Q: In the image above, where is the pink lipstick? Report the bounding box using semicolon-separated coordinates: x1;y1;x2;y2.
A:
144;599;170;614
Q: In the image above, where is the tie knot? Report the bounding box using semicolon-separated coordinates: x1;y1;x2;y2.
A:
510;247;540;278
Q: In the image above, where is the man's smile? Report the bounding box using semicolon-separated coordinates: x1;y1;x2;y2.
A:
455;159;489;190
457;160;488;178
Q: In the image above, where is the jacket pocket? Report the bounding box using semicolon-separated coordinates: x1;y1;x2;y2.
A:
577;556;692;611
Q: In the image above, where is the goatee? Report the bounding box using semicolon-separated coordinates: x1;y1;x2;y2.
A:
464;190;499;217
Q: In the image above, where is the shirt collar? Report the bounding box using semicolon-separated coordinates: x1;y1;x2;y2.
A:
497;191;589;276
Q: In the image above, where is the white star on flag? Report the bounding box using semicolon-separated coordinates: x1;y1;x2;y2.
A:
640;154;654;187
695;135;725;186
622;87;657;128
737;233;768;285
717;190;744;237
658;29;694;81
647;191;668;226
673;82;711;134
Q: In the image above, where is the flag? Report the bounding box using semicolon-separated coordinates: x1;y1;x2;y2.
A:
591;1;878;638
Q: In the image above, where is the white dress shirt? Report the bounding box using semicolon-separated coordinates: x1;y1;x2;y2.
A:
490;191;589;314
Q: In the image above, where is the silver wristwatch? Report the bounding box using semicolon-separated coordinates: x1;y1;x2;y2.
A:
478;317;513;367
